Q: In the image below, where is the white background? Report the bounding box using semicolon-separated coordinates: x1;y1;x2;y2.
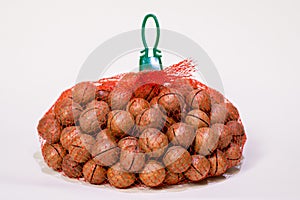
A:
1;0;300;199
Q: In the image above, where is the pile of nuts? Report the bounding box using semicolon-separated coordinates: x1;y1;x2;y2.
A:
38;69;246;189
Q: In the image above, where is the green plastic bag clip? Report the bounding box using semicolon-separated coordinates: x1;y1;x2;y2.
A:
139;14;163;71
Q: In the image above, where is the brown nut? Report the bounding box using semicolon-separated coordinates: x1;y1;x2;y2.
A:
186;89;211;113
120;145;145;172
163;146;192;173
139;160;166;187
211;124;232;149
135;108;164;133
62;154;83;178
118;136;139;150
133;83;161;101
208;88;225;104
107;73;139;110
166;123;195;148
54;97;82;126
139;128;168;158
126;98;150;118
225;102;239;121
83;159;106;185
79;100;110;134
42;143;67;171
157;87;185;119
107;162;136;188
194;127;219;156
149;96;166;113
226;121;246;146
72;82;96;106
208;150;228;177
69;134;95;163
95;129;115;143
164;171;184;185
60;126;81;150
185;109;210;129
95;89;110;102
184;155;210;182
210;103;228;124
161;116;176;133
108;88;132;110
107;110;134;137
38;110;61;144
225;143;242;168
170;78;194;97
92;138;119;167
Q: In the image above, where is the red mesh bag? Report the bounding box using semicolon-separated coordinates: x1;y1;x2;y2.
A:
37;59;246;188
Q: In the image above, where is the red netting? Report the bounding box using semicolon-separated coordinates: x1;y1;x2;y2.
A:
38;59;246;189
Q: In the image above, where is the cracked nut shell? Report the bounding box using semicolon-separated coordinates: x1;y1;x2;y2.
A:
139;160;166;187
107;162;136;188
138;128;168;158
184;155;210;182
42;143;67;171
163;146;192;173
166;123;195;148
83;159;106;185
79;100;110;134
62;154;83;178
38;110;61;144
194;127;219;156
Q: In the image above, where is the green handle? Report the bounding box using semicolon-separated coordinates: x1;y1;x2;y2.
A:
139;14;163;71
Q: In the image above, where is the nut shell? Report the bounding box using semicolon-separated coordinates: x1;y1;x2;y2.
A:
107;162;136;188
54;98;82;126
62;155;83;178
139;160;166;187
135;108;164;132
208;150;228;177
69;134;95;163
38;110;61;144
60;126;81;150
226;121;246;146
211;124;232;149
225;144;242;168
163;146;192;173
133;83;161;101
126;98;150;118
157;87;185;119
79;100;110;134
120;145;145;172
118;136;139;150
42;143;67;171
184;155;210;182
107;110;134;137
226;102;239;121
83;159;106;185
166;123;195;148
208;88;225;104
210;103;228;124
185;109;210;129
164;171;184;185
92;138;119;167
194;127;219;156
72;82;96;106
139;128;168;158
186;89;211;113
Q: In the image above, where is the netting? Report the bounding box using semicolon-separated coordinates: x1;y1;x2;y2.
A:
37;59;246;189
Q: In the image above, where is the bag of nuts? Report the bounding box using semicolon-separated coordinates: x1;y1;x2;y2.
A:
37;59;246;189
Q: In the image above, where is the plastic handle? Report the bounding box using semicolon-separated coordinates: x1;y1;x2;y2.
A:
139;14;163;71
141;14;160;51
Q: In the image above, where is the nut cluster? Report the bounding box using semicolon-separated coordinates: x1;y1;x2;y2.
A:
38;72;246;189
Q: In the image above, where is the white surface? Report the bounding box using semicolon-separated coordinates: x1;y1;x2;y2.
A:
0;0;300;199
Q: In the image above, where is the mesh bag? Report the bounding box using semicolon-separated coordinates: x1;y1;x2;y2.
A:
37;59;246;188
